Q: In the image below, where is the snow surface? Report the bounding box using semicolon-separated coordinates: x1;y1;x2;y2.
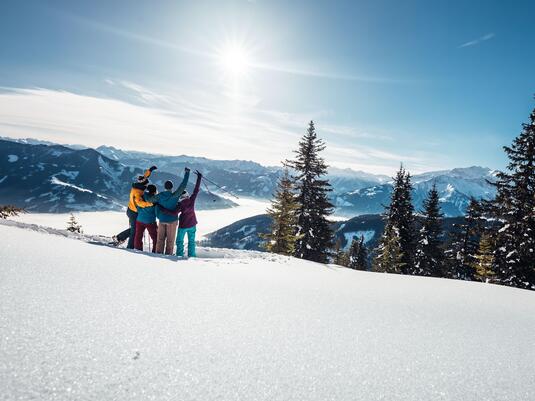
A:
1;223;534;401
7;154;18;162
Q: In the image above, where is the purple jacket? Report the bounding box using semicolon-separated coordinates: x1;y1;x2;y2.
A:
160;174;202;229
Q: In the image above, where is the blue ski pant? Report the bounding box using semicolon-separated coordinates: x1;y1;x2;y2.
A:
176;226;197;257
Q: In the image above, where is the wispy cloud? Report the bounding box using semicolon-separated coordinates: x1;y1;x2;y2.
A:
458;33;495;48
0;85;437;175
106;79;172;105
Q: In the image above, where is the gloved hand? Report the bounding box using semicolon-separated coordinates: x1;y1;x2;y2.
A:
195;170;202;177
185;167;191;173
149;165;158;172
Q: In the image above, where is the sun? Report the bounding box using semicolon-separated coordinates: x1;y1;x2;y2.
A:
218;44;251;77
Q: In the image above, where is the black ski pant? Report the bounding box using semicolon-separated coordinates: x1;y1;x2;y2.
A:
116;208;138;248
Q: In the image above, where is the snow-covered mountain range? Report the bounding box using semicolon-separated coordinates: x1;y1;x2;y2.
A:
1;137;498;216
333;166;497;217
96;145;498;217
0;139;234;212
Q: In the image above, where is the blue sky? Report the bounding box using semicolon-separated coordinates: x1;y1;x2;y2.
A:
0;0;534;174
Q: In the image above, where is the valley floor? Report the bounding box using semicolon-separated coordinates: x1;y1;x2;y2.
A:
11;196;270;239
0;222;534;401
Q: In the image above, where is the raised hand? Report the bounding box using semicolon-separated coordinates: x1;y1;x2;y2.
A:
149;165;158;172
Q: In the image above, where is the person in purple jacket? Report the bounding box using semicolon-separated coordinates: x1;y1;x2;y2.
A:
175;171;202;257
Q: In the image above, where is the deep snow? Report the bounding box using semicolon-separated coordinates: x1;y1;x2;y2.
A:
1;223;534;401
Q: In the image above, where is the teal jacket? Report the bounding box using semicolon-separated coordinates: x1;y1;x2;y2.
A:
136;192;157;224
145;170;190;223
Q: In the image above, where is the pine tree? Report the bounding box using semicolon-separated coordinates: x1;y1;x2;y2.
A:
66;213;83;234
333;239;349;267
0;205;24;219
491;102;535;289
263;169;300;256
286;121;334;263
372;225;404;273
444;198;483;280
414;184;445;277
400;172;416;273
373;166;415;274
473;232;496;283
348;236;368;270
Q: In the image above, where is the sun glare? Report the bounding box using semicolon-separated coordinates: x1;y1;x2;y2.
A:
218;44;251;77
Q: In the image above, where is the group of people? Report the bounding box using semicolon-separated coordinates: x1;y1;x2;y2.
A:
113;166;202;258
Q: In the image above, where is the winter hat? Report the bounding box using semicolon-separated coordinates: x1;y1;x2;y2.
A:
147;184;157;195
137;175;149;185
164;180;173;190
180;190;189;200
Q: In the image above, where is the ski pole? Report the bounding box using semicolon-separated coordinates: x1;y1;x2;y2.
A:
196;172;240;199
202;179;218;202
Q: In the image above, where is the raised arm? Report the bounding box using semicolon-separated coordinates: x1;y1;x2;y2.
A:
144;165;157;179
190;172;202;202
172;168;190;196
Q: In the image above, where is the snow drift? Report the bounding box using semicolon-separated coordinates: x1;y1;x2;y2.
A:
1;222;534;401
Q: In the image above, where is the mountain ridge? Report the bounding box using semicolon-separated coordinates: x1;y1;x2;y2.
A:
1;136;497;216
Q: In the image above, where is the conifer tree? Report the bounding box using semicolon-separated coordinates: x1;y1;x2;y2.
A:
414;184;445;276
444;198;483;280
491;102;535;289
333;239;349;267
373;225;404;273
373;166;415;274
66;213;83;234
348;235;368;270
0;205;24;219
286;121;334;263
263;169;300;256
473;232;496;283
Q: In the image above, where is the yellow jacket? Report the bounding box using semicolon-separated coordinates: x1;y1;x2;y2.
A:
128;169;154;212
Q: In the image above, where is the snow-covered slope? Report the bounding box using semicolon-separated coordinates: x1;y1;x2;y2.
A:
1;223;534;401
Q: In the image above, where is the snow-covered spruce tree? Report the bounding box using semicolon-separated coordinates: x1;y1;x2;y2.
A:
444;198;483;280
414;184;445;277
490;103;535;289
263;169;300;256
66;213;83;234
333;239;349;267
0;205;24;219
473;232;496;283
348;235;368;270
373;166;415;274
372;225;404;273
286;121;334;263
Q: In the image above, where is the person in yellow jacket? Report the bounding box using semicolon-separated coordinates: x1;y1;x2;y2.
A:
113;166;157;248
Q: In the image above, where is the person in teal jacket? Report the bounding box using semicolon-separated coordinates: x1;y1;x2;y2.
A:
134;184;158;252
145;167;190;254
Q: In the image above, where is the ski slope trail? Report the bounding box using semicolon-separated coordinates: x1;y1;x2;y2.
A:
1;222;534;401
